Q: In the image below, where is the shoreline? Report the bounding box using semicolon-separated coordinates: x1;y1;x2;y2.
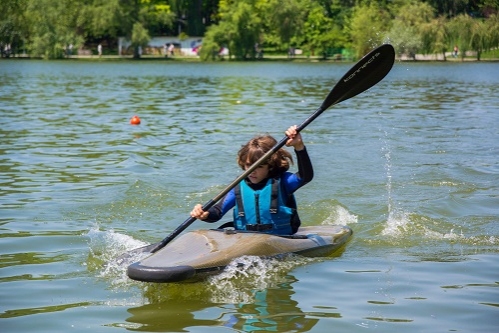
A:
2;54;498;62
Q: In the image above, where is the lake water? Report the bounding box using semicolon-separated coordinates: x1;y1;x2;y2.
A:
1;57;498;332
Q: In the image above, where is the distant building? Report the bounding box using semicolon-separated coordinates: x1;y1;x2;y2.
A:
118;36;203;56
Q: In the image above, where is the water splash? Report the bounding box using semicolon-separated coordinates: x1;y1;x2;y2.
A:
379;131;427;240
137;254;318;304
307;200;358;226
86;227;149;287
381;130;395;215
207;255;316;303
381;209;411;237
378;130;470;243
380;211;467;243
325;205;358;225
379;129;411;238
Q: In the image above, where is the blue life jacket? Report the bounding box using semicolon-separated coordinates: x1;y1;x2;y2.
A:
233;177;296;235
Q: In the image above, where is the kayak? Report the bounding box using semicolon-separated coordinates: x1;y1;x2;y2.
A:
127;225;352;283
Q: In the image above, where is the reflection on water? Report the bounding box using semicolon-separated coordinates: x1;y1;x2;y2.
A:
1;59;498;332
0;301;94;319
126;274;320;332
125;301;220;332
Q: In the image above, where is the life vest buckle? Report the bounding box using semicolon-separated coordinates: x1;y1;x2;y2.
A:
245;224;273;232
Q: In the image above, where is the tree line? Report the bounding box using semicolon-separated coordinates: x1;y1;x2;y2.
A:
1;0;498;60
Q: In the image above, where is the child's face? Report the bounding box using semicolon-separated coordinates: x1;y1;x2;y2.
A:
244;161;270;184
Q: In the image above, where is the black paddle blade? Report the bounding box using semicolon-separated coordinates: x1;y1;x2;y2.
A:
321;44;395;111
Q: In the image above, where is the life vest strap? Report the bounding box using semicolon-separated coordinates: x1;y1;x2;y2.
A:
234;185;245;216
245;224;273;232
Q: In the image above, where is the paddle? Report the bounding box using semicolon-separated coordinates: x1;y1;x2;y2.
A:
116;43;395;262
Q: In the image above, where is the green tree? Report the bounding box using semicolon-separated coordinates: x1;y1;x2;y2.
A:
469;18;488;60
0;0;29;56
487;13;499;49
320;0;356;26
131;0;174;58
24;0;89;59
480;0;499;16
346;2;391;58
198;20;231;60
168;0;218;36
302;2;347;59
200;0;263;60
261;0;308;51
226;0;261;59
387;1;435;59
467;12;499;60
420;15;451;60
448;13;487;60
422;0;489;17
87;0;122;42
130;22;150;56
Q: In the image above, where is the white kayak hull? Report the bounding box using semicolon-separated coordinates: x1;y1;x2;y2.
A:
127;225;352;283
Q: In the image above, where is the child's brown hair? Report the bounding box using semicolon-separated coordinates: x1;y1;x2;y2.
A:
237;134;293;178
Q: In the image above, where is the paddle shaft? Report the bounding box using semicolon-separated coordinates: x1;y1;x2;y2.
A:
149;44;395;253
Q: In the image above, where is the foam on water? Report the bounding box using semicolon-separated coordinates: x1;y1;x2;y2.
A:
207;255;316;303
87;227;147;260
379;134;466;243
381;209;459;240
378;130;458;243
381;209;411;237
134;253;321;305
379;210;499;249
323;205;358;225
86;227;150;287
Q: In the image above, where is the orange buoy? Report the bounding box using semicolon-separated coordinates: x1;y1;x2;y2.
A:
130;115;141;125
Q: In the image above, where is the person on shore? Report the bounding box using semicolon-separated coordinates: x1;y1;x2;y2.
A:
190;125;313;235
98;44;102;57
